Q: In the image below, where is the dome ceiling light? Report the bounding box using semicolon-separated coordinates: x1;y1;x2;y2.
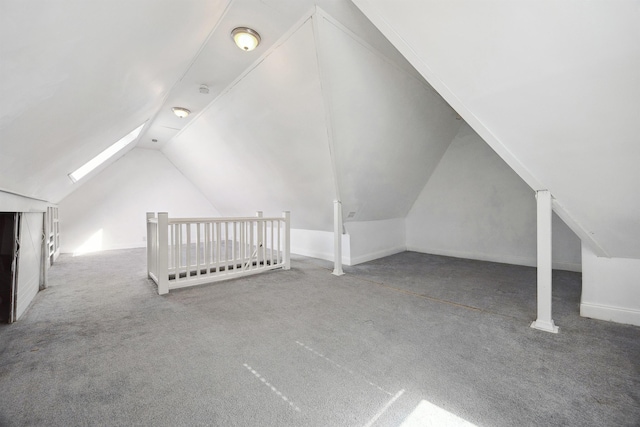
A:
231;27;261;51
172;107;191;118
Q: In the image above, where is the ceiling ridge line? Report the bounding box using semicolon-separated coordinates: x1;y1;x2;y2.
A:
403;121;466;217
175;0;236;84
314;6;436;96
311;6;342;205
158;150;224;216
135;0;235;149
167;6;317;144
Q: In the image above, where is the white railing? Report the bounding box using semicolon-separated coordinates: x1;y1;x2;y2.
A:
46;206;60;265
147;211;290;295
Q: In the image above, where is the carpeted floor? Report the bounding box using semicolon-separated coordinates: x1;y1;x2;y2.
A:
0;248;638;426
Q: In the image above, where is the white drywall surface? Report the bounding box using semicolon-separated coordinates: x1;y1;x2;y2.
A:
353;0;640;258
163;19;335;231
344;218;405;265
16;212;42;320
406;124;581;271
0;0;231;203
291;228;350;265
581;244;640;327
292;218;404;266
317;12;460;221
59;148;220;254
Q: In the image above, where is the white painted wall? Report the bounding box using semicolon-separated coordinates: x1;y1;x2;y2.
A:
291;218;404;266
163;19;335;231
59;148;220;254
581;244;640;327
344;218;405;265
317;12;460;222
291;228;350;264
16;212;43;320
406;124;582;271
353;0;640;259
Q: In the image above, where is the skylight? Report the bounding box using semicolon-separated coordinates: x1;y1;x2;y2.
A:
68;123;145;183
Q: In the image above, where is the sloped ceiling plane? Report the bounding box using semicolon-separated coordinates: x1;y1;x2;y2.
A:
1;0;638;258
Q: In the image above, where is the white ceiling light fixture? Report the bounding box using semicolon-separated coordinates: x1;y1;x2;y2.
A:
231;27;261;51
172;107;191;118
68;122;145;183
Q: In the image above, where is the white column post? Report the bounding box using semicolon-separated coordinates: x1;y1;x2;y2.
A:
157;212;169;295
40;210;49;290
146;212;155;279
256;211;263;267
333;200;344;276
283;211;290;270
531;190;558;333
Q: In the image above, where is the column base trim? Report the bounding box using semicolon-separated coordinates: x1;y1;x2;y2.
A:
530;320;559;333
580;302;640;327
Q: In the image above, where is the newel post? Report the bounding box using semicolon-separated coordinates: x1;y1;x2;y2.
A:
157;212;169;295
283;211;290;270
256;211;263;266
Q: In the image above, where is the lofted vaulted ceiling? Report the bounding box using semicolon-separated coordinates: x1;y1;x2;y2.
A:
3;0;637;258
0;0;231;202
1;0;457;231
160;3;459;230
353;0;640;259
163;17;336;230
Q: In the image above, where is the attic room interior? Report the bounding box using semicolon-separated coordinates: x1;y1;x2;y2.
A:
1;0;639;426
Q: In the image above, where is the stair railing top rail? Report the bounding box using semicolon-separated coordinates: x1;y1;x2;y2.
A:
167;216;286;224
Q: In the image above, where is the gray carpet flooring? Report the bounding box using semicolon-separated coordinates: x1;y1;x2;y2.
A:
0;249;638;426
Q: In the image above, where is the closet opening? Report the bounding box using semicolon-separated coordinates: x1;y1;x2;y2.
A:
0;213;19;324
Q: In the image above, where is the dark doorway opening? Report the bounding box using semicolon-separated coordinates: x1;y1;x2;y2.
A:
0;213;17;323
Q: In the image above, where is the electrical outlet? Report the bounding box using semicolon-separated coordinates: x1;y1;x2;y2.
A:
142;236;146;242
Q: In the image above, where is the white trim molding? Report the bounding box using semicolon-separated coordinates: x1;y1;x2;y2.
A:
349;246;406;266
406;246;581;273
581;302;640;327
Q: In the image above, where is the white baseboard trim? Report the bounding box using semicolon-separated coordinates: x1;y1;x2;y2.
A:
291;247;333;263
552;261;582;273
62;242;146;254
292;246;406;266
406;246;535;267
406;246;581;272
105;242;147;251
580;302;640;327
348;246;406;266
